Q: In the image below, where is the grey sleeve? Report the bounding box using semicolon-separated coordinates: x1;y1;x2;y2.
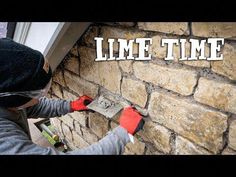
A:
67;126;130;155
0;118;61;155
26;97;72;118
0;118;130;155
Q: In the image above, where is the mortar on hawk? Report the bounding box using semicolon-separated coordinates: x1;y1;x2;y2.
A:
87;95;148;119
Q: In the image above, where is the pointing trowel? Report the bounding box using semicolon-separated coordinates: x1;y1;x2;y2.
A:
86;95;147;143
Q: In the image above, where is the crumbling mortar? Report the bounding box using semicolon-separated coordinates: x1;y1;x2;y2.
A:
58;83;65;98
133;22;138;29
188;22;193;36
219;116;230;154
190;72;201;96
220;114;236;152
143;145;148;155
198;67;236;85
169;132;176;154
143;141;165;155
120;75;124;97
108;120;112;130
50;93;60;99
85;113;89;128
79;124;84;136
144;83;153;110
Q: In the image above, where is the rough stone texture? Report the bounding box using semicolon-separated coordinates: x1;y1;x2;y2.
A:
138;22;189;35
82;25;99;46
211;43;236;81
133;62;198;96
70;111;87;127
222;147;236;155
63;89;78;100
66;141;78;150
123;137;146;155
194;77;236;114
89;112;109;138
148;92;228;153
79;46;121;94
192;22;236;39
175;136;211;155
72;131;89;149
149;35;210;68
59;115;74;129
51;82;63;99
150;35;180;59
50;118;63;138
51;95;60;100
180;42;210;68
139;121;171;153
121;78;147;108
80;127;99;144
229;120;236;150
61;122;73;142
119;60;133;73
100;26;146;54
101;22;135;27
53;69;66;87
50;22;236;154
151;35;210;68
78;47;98;83
74;121;82;135
181;60;210;68
64;56;79;75
70;44;78;56
110;121;119;129
145;147;164;155
117;22;135;27
64;70;98;98
50;118;61;130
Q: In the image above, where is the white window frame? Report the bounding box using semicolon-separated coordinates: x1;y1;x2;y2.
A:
13;22;91;71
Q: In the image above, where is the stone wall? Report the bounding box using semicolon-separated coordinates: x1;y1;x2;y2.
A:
49;22;236;155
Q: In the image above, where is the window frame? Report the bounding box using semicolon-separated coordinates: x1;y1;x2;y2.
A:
6;22;16;38
13;22;91;71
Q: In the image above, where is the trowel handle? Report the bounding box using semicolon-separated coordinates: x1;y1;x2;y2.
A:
130;104;148;117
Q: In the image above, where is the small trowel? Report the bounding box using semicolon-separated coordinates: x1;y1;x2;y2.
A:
87;95;135;143
87;95;123;119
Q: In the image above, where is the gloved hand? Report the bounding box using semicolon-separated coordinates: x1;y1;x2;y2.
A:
119;106;145;135
70;95;93;112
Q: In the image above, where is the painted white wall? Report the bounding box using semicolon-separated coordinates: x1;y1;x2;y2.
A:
24;22;60;54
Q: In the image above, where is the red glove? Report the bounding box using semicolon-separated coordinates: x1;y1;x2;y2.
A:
119;106;145;135
70;95;93;112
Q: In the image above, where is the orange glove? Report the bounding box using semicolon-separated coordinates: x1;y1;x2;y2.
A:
119;106;145;135
70;95;93;112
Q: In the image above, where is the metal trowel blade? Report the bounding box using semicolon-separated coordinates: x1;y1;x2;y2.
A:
87;96;123;119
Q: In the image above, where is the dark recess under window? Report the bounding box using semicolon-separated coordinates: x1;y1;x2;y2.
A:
7;22;16;38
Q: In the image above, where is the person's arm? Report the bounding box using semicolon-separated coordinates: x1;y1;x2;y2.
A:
26;95;92;119
26;97;72;118
0;117;129;155
68;126;130;155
